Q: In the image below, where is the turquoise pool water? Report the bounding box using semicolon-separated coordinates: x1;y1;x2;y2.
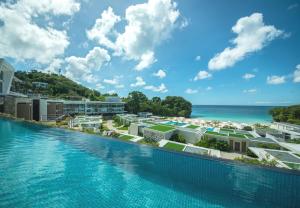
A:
165;121;187;126
0;118;300;208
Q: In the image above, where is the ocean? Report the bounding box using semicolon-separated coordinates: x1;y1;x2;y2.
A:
191;105;276;124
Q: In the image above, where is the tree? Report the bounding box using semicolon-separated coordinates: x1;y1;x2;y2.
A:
125;91;149;114
270;105;300;125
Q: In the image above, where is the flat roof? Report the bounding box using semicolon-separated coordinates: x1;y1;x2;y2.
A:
265;150;300;164
184;146;208;155
273;122;300;128
278;142;300;154
148;125;175;132
248;137;277;143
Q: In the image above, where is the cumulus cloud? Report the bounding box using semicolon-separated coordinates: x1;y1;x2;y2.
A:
243;88;257;93
103;76;122;85
144;83;168;93
134;51;157;71
86;6;121;49
293;64;300;83
65;47;110;83
185;88;198;94
44;58;63;74
130;77;146;87
267;75;286;85
194;70;212;81
114;0;181;70
0;0;80;64
206;86;212;91
96;83;105;89
242;73;255;80
208;13;284;71
153;69;166;79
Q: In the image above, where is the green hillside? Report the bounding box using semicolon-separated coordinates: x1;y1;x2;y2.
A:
270;105;300;125
13;70;113;100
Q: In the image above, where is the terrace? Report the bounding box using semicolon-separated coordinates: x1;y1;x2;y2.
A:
163;142;185;151
186;124;200;129
148;124;175;132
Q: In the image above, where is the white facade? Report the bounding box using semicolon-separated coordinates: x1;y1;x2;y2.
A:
271;122;300;140
0;59;14;95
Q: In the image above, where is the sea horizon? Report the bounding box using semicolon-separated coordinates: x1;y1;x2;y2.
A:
191;105;276;124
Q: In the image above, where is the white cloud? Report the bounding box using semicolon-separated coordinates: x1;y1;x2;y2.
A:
195;55;201;61
114;0;181;70
130;76;146;87
44;58;63;74
144;83;168;93
208;13;284;71
243;89;257;93
185;88;198;94
242;73;255;80
293;64;300;83
65;47;110;83
96;83;105;89
135;51;157;71
194;70;212;81
267;75;286;85
0;0;80;64
206;86;212;91
153;69;166;79
103;76;120;85
86;7;121;49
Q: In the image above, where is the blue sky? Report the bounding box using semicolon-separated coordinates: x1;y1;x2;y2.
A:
1;0;300;105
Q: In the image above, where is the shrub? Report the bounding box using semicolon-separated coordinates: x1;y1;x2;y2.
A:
196;137;230;151
246;149;258;158
170;134;186;143
243;126;253;131
256;143;281;150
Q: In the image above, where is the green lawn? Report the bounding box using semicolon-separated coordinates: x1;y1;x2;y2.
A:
149;125;174;132
229;133;246;139
186;125;199;129
205;131;227;136
117;126;128;130
244;133;254;138
119;135;134;140
163;142;185;151
220;128;235;133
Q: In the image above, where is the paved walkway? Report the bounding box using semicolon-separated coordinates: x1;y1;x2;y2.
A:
158;139;169;147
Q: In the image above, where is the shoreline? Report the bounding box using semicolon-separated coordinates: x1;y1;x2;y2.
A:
168;116;271;128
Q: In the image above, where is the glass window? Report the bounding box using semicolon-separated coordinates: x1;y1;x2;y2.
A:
0;82;2;93
0;71;3;80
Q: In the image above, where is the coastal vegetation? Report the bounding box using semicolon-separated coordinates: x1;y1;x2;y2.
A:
270;105;300;125
124;91;192;117
195;136;230;151
14;70;111;100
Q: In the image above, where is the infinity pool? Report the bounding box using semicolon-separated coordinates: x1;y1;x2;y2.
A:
0;118;300;207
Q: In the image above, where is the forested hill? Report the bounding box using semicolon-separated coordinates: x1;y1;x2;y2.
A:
270;105;300;125
14;70;112;100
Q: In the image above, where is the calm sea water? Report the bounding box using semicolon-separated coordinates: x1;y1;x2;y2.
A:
1;118;300;208
192;105;276;124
